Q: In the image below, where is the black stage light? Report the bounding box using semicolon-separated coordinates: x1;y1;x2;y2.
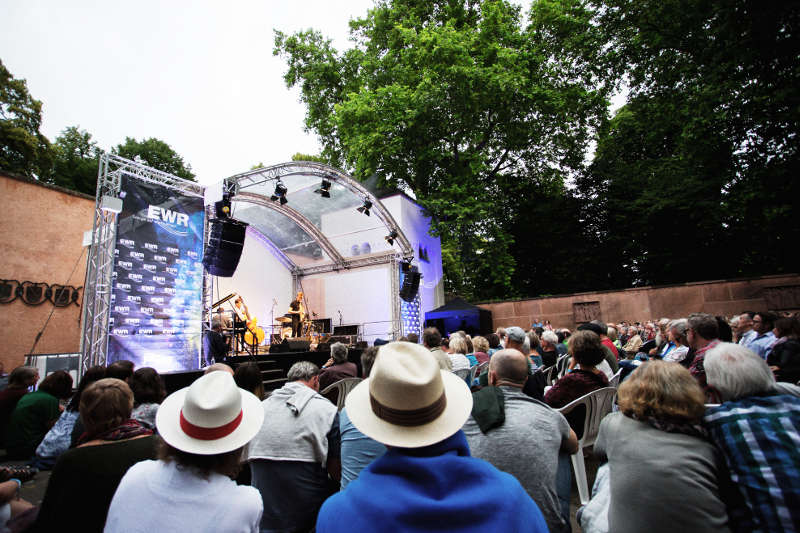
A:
314;179;332;198
357;199;372;216
385;230;398;245
270;181;288;205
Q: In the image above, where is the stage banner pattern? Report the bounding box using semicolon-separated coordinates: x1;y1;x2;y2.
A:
107;176;205;372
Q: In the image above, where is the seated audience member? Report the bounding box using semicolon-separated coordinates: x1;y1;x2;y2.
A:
715;316;733;343
526;331;543;367
423;327;452;371
593;361;731;533
661;319;690;363
339;346;386;489
130;367;166;430
591;319;619;361
545;330;609;437
33;365;106;469
447;336;471;372
495;327;507;349
540;330;560;368
463;349;578;533
0;472;35;532
234;361;265;400
316;342;548;532
471;336;490;366
5;370;72;459
203;322;230;365
406;333;419;344
486;333;502;356
106;360;134;383
579;322;618;373
767;316;800;384
319;342;358;404
745;311;777;359
483;326;546;401
248;361;340;532
704;343;800;532
36;378;157;532
556;329;570;354
623;326;642;354
105;372;264;533
0;366;38;446
686;313;721;401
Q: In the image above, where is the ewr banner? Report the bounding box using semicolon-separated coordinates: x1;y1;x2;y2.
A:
108;176;205;372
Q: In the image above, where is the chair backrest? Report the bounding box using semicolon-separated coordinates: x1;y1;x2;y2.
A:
557;387;617;447
320;377;362;410
468;365;480;385
477;361;489;373
543;364;558;386
608;369;622;388
453;368;470;381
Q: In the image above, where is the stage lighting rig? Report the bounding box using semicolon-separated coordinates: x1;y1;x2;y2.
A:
270;180;288;205
357;198;372;216
314;178;332;198
385;230;398;245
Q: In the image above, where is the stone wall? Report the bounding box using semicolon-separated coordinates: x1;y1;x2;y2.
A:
478;274;800;330
0;173;94;371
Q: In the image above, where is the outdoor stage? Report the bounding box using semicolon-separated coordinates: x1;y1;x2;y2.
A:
161;348;364;395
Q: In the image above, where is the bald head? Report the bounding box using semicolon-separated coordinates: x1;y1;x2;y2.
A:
489;349;529;388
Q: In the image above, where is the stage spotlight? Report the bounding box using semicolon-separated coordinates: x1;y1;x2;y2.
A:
357;198;372;216
314;179;332;198
270;180;288;205
385;230;398;245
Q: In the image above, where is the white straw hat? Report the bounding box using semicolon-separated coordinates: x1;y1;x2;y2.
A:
345;341;472;448
156;371;264;455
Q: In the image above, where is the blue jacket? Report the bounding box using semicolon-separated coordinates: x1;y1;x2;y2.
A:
316;430;547;532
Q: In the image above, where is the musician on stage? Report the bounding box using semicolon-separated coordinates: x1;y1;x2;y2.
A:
287;291;306;338
232;295;251;349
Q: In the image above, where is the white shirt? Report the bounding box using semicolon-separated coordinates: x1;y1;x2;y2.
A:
449;353;471;372
104;460;262;533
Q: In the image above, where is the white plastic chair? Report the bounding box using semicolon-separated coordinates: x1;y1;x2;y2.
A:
468;365;480;385
608;369;622;388
543;364;558;386
453;368;470;381
558;387;617;504
320;377;362;411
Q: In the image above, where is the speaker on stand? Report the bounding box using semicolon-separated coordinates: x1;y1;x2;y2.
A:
400;268;421;302
203;218;248;277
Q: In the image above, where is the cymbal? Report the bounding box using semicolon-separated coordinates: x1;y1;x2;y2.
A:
276;316;292;323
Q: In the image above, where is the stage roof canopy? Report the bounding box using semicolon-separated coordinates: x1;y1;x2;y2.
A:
223;162;414;275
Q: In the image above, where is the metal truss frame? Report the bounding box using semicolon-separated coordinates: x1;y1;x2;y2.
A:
225;162;415;266
80;154;205;374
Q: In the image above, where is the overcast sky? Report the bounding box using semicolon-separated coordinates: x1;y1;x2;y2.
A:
1;0;377;185
2;1;620;186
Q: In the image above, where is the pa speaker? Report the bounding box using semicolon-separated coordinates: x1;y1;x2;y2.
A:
202;218;248;277
271;339;311;352
400;270;421;302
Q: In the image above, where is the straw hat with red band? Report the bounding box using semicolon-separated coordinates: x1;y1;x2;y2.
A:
344;341;473;449
156;371;264;455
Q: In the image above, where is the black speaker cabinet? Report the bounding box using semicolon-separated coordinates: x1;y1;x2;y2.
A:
270;338;311;353
202;218;248;277
400;270;421;302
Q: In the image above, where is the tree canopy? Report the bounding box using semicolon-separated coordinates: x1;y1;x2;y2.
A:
275;0;610;299
112;137;195;181
0;59;52;178
47;126;100;196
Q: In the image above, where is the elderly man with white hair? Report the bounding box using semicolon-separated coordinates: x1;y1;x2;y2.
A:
703;343;800;532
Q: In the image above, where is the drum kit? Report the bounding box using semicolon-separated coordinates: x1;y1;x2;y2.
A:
275;315;320;340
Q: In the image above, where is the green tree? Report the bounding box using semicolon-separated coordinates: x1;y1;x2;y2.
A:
274;0;610;300
0;59;52;178
290;152;329;164
113;137;195;181
47;126;100;196
578;0;800;284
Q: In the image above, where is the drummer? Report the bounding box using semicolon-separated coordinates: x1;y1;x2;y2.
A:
287;291;305;337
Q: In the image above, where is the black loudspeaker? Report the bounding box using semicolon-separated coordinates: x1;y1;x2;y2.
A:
270;338;311;353
400;270;421;302
202;218;248;277
333;325;359;336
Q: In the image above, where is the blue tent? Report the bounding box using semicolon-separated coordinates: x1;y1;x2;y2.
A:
424;298;492;337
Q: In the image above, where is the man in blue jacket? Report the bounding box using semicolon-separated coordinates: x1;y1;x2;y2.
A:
316;341;548;533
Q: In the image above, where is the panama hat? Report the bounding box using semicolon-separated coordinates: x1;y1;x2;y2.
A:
345;341;473;448
156;371;264;455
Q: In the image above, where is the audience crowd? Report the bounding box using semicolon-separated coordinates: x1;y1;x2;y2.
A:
0;310;797;532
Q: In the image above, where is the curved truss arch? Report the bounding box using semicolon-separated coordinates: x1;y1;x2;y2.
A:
225;162;414;267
